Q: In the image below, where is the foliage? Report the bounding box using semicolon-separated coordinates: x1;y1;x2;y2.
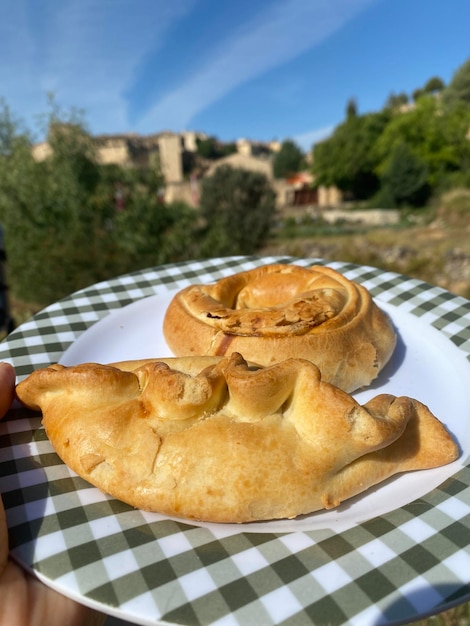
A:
313;57;470;206
384;92;409;110
0;98;24;156
312;109;391;199
0;101;198;306
345;98;358;119
373;95;470;190
220;142;238;157
423;76;445;94
198;165;276;256
195;136;237;160
272;139;305;179
442;56;470;107
196;136;219;159
412;76;445;103
379;142;429;207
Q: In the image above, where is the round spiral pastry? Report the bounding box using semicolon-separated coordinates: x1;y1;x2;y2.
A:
163;264;397;392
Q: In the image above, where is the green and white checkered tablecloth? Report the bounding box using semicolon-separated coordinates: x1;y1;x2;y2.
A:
1;256;469;625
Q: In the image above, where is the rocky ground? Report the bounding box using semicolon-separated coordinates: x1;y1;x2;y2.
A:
262;193;470;299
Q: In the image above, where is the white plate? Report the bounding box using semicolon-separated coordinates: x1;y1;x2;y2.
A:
1;256;470;626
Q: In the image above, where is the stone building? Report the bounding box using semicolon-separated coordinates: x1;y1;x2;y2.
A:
32;128;202;186
94;133;157;168
32;128;341;209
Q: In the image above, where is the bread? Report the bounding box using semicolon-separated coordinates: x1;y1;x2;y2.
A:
163;264;397;392
15;354;458;523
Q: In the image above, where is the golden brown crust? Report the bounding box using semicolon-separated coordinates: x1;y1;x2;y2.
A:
163;264;397;392
16;355;458;523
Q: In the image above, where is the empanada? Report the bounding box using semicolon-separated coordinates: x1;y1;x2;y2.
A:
16;354;458;523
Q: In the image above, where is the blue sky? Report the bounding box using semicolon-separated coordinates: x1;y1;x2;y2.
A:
1;0;469;152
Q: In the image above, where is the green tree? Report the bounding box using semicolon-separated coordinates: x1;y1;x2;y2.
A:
0;101;196;306
0;98;23;156
195;135;237;160
113;196;198;268
373;94;470;191
312;109;391;199
199;165;276;256
424;76;445;94
196;136;219;159
346;98;358;119
384;92;409;110
412;88;425;102
443;57;470;107
410;76;444;104
379;142;429;207
273;139;305;179
220;142;237;157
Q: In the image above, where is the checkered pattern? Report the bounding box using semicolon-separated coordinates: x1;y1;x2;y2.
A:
1;256;469;626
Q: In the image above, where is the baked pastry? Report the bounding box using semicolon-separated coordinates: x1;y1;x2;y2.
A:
16;354;458;523
163;264;396;392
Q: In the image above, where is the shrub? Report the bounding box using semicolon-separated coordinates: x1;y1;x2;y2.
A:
199;165;276;256
380;143;430;207
0;102;198;306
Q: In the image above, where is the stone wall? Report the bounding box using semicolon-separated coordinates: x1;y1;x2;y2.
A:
317;208;400;226
204;153;274;180
31;142;52;161
164;179;199;207
96;139;131;166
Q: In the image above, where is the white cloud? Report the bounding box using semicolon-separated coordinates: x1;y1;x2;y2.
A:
136;0;378;132
292;125;335;152
0;0;196;134
0;0;378;138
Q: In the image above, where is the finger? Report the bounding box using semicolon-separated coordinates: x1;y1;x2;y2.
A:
0;363;15;419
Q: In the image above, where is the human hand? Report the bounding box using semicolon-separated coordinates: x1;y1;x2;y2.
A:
0;362;105;626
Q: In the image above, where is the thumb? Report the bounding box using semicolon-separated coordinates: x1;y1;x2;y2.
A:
0;363;15;419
